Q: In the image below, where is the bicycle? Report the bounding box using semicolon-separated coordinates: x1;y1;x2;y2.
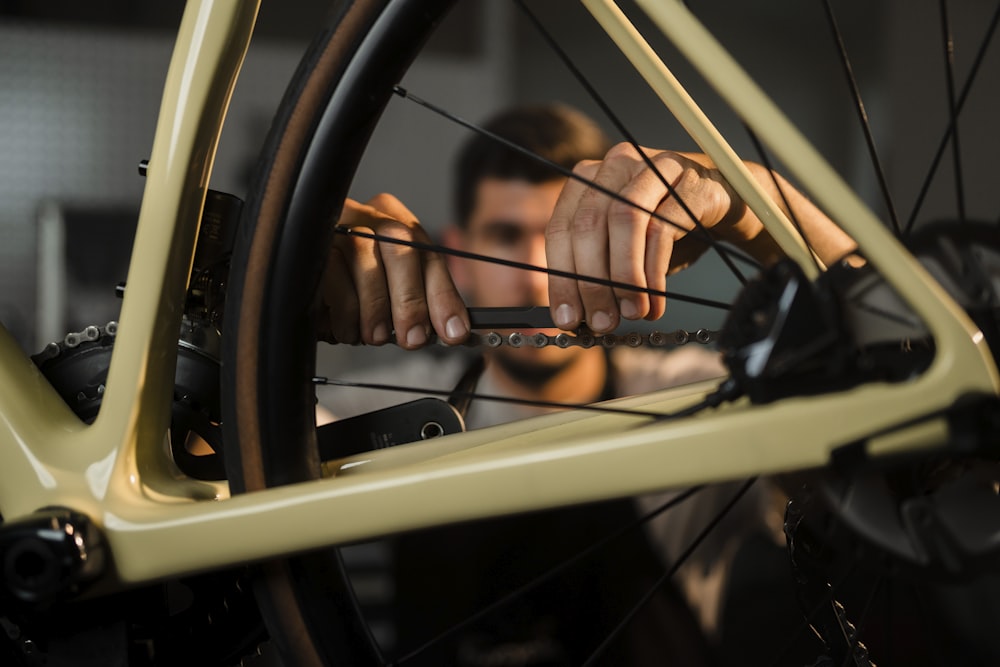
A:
2;0;999;665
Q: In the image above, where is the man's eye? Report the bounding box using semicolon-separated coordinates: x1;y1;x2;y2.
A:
483;223;524;246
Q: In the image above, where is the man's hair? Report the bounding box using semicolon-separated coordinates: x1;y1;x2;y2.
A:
453;103;612;227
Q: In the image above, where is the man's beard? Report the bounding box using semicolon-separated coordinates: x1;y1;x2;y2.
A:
491;347;577;388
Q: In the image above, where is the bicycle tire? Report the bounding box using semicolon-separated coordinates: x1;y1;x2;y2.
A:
222;1;458;664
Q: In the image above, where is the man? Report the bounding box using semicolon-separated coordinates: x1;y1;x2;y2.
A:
319;103;785;666
322;104;728;426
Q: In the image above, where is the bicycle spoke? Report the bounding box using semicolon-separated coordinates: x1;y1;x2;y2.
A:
514;0;751;286
904;1;1000;233
938;0;966;223
334;226;734;311
392;486;706;664
822;0;902;236
392;86;762;274
581;477;758;667
315;376;661;418
765;562;858;667
314;376;728;421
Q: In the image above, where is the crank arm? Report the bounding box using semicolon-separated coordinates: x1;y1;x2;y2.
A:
317;397;465;460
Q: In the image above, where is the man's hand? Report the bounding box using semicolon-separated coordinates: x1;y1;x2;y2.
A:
320;194;469;349
545;142;852;334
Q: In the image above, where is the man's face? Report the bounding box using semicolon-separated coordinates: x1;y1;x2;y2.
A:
456;177;584;376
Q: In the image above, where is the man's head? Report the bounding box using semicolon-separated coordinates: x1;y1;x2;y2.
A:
446;104;611;384
453;103;612;230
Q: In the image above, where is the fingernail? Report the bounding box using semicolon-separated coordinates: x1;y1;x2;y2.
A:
406;325;428;347
620;299;638;320
554;303;576;328
372;322;389;344
591;310;613;332
445;315;468;340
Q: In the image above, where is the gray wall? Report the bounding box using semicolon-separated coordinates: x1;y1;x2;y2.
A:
0;3;511;354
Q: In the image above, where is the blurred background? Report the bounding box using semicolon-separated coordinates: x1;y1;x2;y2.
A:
0;0;996;356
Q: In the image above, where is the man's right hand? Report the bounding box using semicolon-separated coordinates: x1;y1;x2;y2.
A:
321;193;470;349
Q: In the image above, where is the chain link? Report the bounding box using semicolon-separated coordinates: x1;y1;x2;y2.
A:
473;328;718;349
399;328;720;349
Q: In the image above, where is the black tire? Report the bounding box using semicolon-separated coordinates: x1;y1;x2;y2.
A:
221;1;456;664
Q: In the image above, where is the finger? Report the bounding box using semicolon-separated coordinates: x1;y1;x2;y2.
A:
608;150;679;321
643;219;672;320
376;220;433;349
423;247;469;345
367;192;419;225
570;181;615;332
546;160;599;330
341;225;392;345
570;144;656;332
365;196;469;342
322;243;361;344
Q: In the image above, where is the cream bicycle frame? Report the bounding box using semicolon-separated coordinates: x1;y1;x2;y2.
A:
0;0;996;588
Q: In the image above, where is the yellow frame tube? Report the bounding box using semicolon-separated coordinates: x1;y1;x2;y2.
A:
0;0;258;530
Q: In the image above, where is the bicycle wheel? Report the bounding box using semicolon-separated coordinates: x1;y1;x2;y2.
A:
222;2;464;663
221;1;1000;665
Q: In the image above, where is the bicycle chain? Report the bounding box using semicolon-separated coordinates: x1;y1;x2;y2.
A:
37;322;719;358
416;327;720;349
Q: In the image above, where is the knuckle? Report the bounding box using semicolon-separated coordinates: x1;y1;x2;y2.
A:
367;292;391;318
606;198;644;229
376;222;418;256
546;212;573;240
572;206;602;234
375;219;410;240
577;280;608;299
650;149;679;169
367;192;400;209
347;225;376;252
571;159;600;178
610;262;643;285
605;141;637;161
393;291;428;320
678;165;701;188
